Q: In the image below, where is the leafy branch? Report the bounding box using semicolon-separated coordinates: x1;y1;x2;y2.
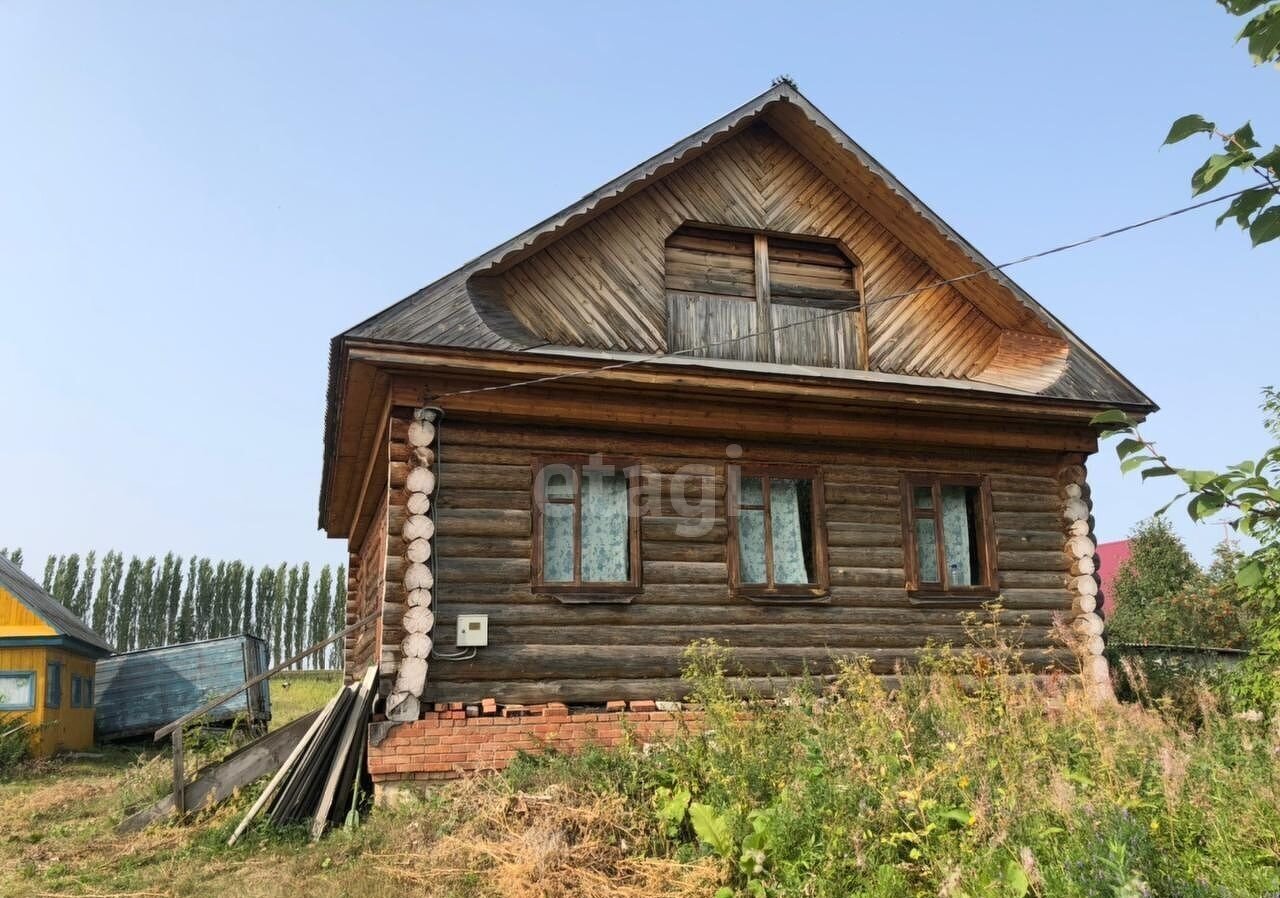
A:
1163;0;1280;245
1092;390;1280;585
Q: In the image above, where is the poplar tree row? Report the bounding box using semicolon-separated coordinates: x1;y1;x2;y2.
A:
0;547;345;669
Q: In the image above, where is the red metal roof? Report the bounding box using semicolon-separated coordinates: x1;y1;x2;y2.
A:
1096;539;1132;617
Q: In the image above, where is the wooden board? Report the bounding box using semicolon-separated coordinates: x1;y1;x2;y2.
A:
499;122;1007;379
120;709;320;834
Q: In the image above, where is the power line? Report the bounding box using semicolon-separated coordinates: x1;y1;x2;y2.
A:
427;183;1264;402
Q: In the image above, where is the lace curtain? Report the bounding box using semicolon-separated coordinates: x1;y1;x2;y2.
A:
541;469;629;583
581;472;629;581
770;479;811;584
0;672;33;709
737;477;812;585
940;485;973;586
913;486;975;587
738;477;767;583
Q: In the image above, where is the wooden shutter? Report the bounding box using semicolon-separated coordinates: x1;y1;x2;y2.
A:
767;237;859;367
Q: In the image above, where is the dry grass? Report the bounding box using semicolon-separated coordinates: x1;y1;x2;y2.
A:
0;751;712;898
0;670;710;898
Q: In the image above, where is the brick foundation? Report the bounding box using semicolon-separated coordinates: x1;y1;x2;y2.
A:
367;700;696;782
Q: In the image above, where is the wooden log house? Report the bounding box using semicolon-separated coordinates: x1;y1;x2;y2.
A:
319;85;1155;780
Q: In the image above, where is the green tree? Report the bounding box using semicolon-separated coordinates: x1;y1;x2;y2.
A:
195;559;215;640
311;565;333;671
163;554;183;645
117;557;142;651
1098;388;1280;706
51;553;80;605
42;555;55;592
254;564;278;649
1107;518;1202;645
241;567;255;638
177;557;196;643
1164;1;1280;245
281;565;298;666
0;548;23;568
1111;519;1202;610
273;562;288;664
212;560;228;638
72;550;96;621
331;564;345;670
92;551;123;645
293;562;311;668
139;556;158;648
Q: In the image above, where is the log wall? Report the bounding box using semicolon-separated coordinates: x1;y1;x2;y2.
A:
345;490;387;681
404;417;1090;705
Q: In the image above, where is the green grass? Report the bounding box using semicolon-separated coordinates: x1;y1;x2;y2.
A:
270;670;343;731
1;646;1279;897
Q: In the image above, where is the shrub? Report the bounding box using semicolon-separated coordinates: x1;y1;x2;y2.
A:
512;640;1280;897
0;716;32;776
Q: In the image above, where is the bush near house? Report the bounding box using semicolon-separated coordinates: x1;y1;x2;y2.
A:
1105;518;1248;650
4;643;1280;897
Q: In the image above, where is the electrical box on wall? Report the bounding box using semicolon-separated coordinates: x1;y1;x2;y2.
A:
455;614;488;647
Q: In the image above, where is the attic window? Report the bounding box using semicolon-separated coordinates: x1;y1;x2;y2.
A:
664;224;864;368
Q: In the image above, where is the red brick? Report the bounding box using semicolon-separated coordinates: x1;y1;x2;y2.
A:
628;700;657;712
481;697;498;715
605;700;627;712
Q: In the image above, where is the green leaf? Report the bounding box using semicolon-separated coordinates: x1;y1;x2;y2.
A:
1237;559;1265;588
1115;438;1146;459
1164;114;1215;145
940;807;974;826
655;786;691;831
1220;0;1269;16
714;889;735;898
1192;152;1250;196
1121;455;1156;474
689;802;735;857
1178;469;1221;489
1231;121;1260;150
1256;146;1280;174
1215;187;1274;229
1249;205;1280;245
1239;6;1280;64
1187;493;1226;521
1091;409;1132;426
1140;465;1179;480
1005;858;1030;897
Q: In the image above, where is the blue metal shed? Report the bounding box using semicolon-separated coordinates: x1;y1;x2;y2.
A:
94;634;271;740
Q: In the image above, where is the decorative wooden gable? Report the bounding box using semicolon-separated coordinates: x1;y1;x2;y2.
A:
480;121;1062;383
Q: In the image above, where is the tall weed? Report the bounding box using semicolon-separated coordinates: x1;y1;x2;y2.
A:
521;632;1280;897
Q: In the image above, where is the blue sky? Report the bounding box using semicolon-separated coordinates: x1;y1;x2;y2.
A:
1;2;1276;574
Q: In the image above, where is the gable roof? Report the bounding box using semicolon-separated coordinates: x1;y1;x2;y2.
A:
0;554;114;656
336;82;1152;410
321;85;1157;529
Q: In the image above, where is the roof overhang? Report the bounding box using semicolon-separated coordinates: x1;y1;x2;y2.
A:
319;337;1152;535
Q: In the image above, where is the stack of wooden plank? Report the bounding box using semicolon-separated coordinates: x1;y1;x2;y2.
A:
228;665;377;845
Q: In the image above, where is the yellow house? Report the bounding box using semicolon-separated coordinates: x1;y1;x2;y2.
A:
0;554;113;756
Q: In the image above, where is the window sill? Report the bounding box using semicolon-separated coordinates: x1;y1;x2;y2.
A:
536;589;641;605
907;588;1001;607
736;588;831;605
